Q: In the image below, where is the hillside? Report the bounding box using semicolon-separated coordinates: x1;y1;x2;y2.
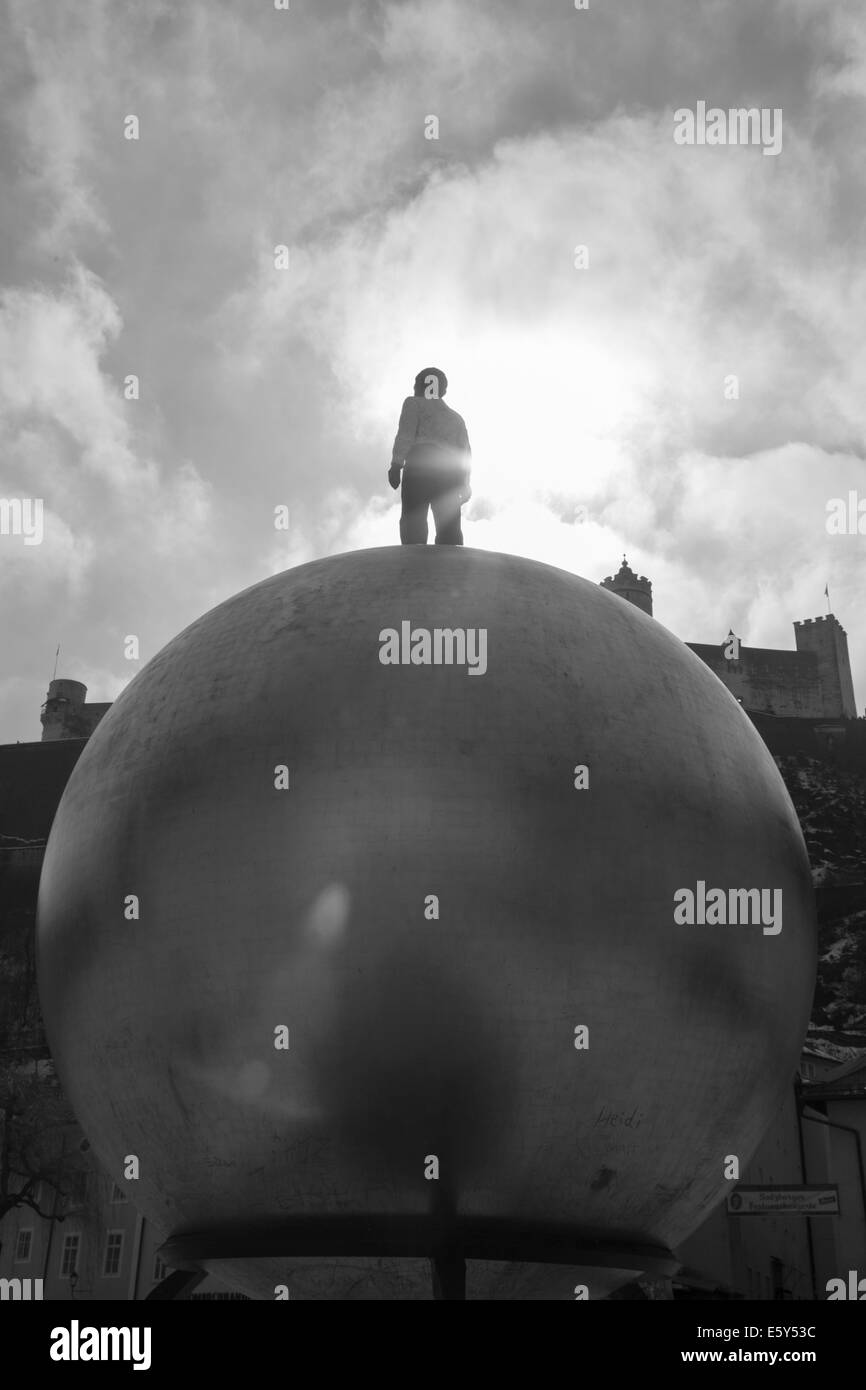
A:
774;753;866;1053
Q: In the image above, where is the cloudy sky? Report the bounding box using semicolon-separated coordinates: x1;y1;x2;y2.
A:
1;0;864;742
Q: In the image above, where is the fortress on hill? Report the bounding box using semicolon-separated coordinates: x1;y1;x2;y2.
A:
601;557;858;722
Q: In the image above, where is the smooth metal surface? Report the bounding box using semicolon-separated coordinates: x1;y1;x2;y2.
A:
36;547;817;1299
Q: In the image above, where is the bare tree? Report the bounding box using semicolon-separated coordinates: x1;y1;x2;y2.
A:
0;1056;73;1230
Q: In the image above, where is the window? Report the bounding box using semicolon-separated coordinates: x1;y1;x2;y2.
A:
153;1255;167;1283
110;1182;128;1204
103;1231;124;1277
15;1229;33;1263
62;1172;88;1212
60;1233;80;1278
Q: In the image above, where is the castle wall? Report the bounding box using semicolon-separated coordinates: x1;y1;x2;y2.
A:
0;740;88;840
41;695;111;743
687;644;826;717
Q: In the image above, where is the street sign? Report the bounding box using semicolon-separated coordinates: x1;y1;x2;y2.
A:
726;1185;840;1216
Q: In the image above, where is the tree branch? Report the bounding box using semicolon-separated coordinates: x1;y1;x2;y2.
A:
18;1193;65;1221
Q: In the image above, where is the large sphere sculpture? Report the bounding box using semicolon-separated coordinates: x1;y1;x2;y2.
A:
37;547;816;1299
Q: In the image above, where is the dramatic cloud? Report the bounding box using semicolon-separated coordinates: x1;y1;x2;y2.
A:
0;0;864;740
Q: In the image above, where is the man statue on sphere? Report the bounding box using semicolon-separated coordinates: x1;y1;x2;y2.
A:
388;368;472;545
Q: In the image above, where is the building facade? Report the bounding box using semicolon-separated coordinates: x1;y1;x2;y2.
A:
0;1156;247;1300
676;1050;866;1299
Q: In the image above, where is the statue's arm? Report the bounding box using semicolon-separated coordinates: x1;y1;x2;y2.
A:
391;397;418;467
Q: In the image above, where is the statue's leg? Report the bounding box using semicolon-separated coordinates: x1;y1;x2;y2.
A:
400;467;429;544
431;484;463;545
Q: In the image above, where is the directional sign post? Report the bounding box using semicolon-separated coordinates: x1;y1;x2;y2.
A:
726;1185;840;1216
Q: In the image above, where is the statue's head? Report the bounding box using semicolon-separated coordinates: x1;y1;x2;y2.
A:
414;368;447;399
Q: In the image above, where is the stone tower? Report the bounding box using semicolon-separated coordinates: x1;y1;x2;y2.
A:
600;556;653;617
40;680;111;741
793;615;858;719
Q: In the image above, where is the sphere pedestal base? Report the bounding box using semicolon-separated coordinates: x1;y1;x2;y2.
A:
146;1217;678;1302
